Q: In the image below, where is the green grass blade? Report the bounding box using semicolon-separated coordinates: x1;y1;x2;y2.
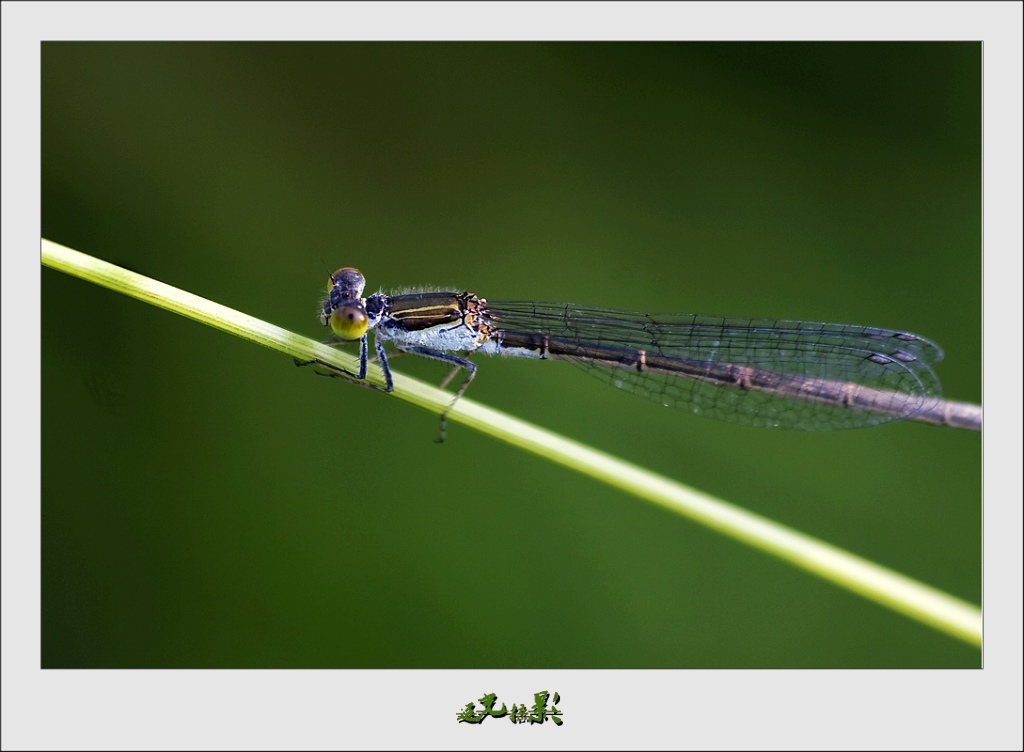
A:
41;238;982;648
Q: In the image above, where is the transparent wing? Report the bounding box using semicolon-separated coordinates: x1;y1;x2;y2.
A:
485;301;943;430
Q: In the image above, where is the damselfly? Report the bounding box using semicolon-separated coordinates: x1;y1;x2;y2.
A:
302;267;981;439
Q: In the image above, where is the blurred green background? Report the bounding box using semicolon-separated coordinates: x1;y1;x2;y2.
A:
41;42;980;668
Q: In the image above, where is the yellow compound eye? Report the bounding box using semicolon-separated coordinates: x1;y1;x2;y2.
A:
330;302;369;340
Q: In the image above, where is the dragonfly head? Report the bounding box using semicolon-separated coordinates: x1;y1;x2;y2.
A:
327;267;366;298
320;267;370;340
324;299;369;340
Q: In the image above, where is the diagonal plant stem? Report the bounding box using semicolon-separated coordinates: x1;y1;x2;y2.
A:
41;238;982;648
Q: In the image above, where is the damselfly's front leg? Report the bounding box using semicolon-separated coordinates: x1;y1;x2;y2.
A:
294;334;394;393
